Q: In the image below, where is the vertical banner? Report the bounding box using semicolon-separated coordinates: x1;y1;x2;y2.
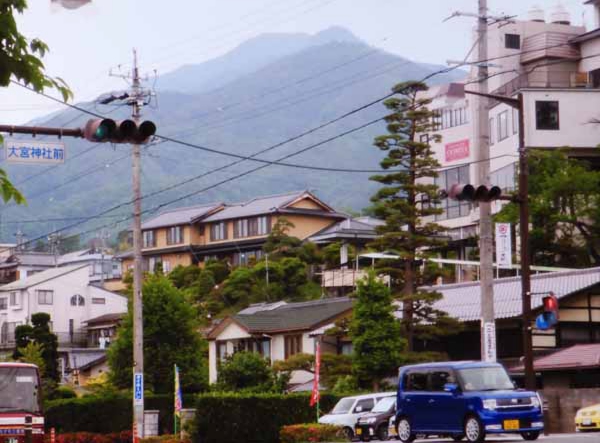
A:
483;321;497;362
174;365;182;434
495;223;512;268
310;341;321;420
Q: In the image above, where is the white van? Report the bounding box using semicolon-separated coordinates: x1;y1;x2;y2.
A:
318;392;396;439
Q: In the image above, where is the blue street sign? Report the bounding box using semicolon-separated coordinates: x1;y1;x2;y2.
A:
4;139;66;165
134;373;144;405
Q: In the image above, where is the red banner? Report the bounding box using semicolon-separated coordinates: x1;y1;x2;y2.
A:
445;139;470;162
310;341;321;407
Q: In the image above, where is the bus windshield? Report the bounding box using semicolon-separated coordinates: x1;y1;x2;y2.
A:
0;366;41;414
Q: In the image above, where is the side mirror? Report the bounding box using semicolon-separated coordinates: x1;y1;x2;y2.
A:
444;383;459;394
355;406;363;413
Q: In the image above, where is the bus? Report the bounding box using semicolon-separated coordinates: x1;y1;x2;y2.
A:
0;363;44;443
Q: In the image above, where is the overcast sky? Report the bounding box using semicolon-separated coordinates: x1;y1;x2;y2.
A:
0;0;591;124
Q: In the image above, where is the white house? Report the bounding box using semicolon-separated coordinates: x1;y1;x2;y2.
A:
206;297;353;386
0;264;127;349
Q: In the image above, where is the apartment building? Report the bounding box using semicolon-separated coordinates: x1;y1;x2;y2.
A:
121;190;346;274
421;2;600;276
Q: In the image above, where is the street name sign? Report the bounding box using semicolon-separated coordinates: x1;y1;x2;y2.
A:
4;139;65;164
495;223;512;269
134;373;144;406
483;321;497;362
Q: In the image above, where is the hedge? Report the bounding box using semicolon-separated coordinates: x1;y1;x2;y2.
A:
193;393;343;443
45;394;196;434
280;424;346;443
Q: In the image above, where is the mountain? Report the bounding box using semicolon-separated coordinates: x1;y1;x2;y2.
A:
1;27;465;243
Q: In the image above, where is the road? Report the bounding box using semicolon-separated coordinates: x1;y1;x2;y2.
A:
375;434;599;443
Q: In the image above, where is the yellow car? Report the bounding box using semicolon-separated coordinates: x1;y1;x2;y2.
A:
575;404;600;432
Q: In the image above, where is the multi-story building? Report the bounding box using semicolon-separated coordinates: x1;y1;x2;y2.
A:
421;2;600;278
120;190;347;274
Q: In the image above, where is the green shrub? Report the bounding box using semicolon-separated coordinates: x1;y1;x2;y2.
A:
280;424;346;443
52;386;77;399
193;393;342;443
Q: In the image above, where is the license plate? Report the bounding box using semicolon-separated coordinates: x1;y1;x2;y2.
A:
7;438;18;443
356;428;362;435
583;419;592;425
504;419;520;430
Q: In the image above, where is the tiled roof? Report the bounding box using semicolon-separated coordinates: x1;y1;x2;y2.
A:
13;252;56;266
84;312;126;326
202;190;328;222
0;264;88;291
511;344;600;372
233;297;353;333
310;218;379;241
424;267;600;322
141;203;221;229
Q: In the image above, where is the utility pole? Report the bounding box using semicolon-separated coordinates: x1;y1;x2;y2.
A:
474;0;496;362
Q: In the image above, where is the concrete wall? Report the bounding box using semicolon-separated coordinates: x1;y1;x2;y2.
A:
542;388;600;433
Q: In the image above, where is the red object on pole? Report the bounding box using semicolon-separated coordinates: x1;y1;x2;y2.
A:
310;341;321;407
50;428;55;443
133;423;138;443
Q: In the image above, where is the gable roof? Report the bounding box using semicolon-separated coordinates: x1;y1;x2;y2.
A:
511;344;600;373
10;252;56;267
201;190;337;223
141;203;222;230
0;264;89;291
209;297;353;338
424;267;600;322
309;217;381;243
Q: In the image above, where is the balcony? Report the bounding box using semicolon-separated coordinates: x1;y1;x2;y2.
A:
0;331;90;350
321;269;390;288
491;70;598;98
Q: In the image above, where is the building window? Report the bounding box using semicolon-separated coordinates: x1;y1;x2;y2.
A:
284;334;302;359
92;298;106;305
505;33;521;50
435;106;469;130
512;108;519;134
536;101;559;130
233;249;264;267
147;256;162;274
142;230;156;248
0;298;7;310
37;290;53;305
490;162;517;191
497;111;509;141
70;294;85;306
435;165;471;221
210;222;227;241
217;341;228;362
167;226;183;245
233;219;249;239
9;292;19;307
489;117;495;145
256;216;271;236
163;260;171;273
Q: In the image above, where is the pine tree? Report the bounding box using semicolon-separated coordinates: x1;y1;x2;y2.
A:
370;81;460;351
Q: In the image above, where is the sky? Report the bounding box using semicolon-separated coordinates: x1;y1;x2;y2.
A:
0;0;592;124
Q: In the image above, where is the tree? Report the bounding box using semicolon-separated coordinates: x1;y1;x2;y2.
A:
273;352;352;389
263;218;302;258
349;272;404;391
217;351;288;392
108;274;208;393
17;342;45;376
496;149;600;267
30;313;59;381
369;81;460;350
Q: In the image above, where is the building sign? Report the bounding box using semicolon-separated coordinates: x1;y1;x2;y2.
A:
495;223;512;268
483;321;497;362
4;139;65;164
134;373;144;405
444;139;470;162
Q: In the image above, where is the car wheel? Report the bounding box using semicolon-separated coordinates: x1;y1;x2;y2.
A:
464;416;485;443
521;431;540;441
452;435;465;441
343;427;354;440
396;417;416;443
377;424;389;441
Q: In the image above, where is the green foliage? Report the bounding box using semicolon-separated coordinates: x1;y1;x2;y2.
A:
280;424;346;443
216;351;288;393
263;218;302;258
369;81;461;348
52;386;77;400
496;149;600;267
108;274;208;393
192;392;342;443
331;375;359;394
350;272;404;390
17;342;45;376
204;259;230;284
272;352;352;389
14;313;59;382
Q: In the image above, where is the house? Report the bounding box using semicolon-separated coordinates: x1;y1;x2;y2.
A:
83;312;125;349
121;190;346;275
0;264;128;350
417;2;600;281
206;297;353;385
57;249;122;285
0;252;56;284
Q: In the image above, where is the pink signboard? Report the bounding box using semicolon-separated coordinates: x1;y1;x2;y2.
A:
445;139;470;162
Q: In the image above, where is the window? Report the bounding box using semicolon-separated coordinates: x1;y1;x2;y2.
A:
163;260;171;273
489;117;495;145
233;219;249;238
505;33;521;50
248;216;271;237
536;101;559;130
210;222;227;241
512;108;519;134
284;334;302;359
430;370;454;391
406;371;428;391
233;249;264;267
354;398;375;413
9;292;19;307
435;165;471;221
0;298;7;310
435;107;469;130
37;290;53;305
70;294;85;306
92;298;106;305
497;111;509;141
142;230;156;248
217;341;228;362
167;226;183;245
491;163;517;191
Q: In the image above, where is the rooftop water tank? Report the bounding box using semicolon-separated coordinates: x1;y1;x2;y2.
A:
528;5;545;22
550;3;571;25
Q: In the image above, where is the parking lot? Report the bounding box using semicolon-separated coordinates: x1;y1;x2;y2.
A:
375;433;599;443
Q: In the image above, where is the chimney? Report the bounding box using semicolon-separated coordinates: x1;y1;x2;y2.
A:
528;5;545;22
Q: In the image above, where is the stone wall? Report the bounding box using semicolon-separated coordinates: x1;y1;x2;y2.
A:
541;388;600;433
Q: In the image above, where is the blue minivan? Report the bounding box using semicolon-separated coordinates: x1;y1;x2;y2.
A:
395;361;544;443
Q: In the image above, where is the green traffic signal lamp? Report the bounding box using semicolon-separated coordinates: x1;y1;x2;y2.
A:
83;118;156;144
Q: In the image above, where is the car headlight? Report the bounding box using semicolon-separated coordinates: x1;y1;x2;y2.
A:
360;417;377;424
483;399;497;410
531;396;541;408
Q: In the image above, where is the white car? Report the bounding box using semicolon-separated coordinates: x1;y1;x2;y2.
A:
319;392;396;439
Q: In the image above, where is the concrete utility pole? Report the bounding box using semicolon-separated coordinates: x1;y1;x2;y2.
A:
474;0;497;362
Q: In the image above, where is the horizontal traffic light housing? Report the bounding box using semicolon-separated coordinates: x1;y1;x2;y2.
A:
446;183;502;202
83;118;156;143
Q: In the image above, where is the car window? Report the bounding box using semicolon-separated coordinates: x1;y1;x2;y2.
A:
372;396;395;413
331;398;356;414
457;366;514;391
354;398;374;413
407;371;428;391
430;370;454;391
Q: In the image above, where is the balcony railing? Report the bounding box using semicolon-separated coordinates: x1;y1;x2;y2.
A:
0;331;89;349
321;269;390;288
492;71;596;98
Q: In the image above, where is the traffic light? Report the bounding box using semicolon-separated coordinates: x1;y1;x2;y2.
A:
535;292;559;330
448;183;502;202
83;119;156;144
